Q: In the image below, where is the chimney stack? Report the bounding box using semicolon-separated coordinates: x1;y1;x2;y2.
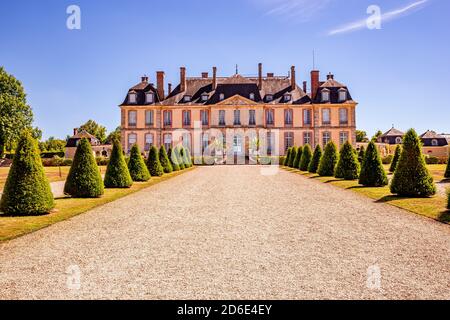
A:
201;72;209;79
212;66;217;90
168;83;172;95
258;63;263;90
290;66;296;91
180;67;186;92
156;71;165;100
73;128;78;136
311;70;320;99
303;81;307;93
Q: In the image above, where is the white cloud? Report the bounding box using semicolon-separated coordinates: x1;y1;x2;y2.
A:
328;0;429;36
258;0;333;22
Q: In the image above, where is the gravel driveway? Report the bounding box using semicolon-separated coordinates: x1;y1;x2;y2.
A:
0;166;449;300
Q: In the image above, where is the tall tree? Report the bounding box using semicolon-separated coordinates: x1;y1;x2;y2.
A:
105;126;121;145
358;146;365;164
0;67;34;157
373;130;383;141
78;120;107;144
390;145;402;173
356;130;368;143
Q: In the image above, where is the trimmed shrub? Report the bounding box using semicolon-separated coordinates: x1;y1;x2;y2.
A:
182;148;192;168
96;157;109;166
128;144;150;182
359;141;388;187
64;138;104;197
168;147;180;171
447;188;450;210
159;145;173;173
335;142;360;180
425;156;439;165
293;146;303;169
382;155;393;165
104;140;133;188
175;147;185;170
445;154;450;179
146;146;164;176
1;132;55;215
308;145;322;173
299;144;312;171
390;145;402;173
390;129;436;197
317;142;338;177
288;147;298;168
358;146;365;164
285;148;292;167
280;156;286;166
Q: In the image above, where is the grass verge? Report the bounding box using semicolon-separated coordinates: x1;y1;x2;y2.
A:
283;166;450;224
0;167;195;242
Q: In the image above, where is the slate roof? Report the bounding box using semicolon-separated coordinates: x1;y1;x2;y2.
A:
66;130;100;148
381;127;405;138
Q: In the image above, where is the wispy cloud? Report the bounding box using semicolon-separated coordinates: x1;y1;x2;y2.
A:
259;0;333;22
328;0;429;36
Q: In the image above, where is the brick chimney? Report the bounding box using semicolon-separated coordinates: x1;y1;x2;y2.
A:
156;71;165;100
212;66;217;90
73;128;78;136
180;67;186;92
201;72;209;78
311;70;320;99
168;83;172;95
303;81;307;93
258;63;263;90
290;66;296;91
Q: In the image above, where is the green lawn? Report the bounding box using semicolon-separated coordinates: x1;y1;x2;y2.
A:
0;167;195;242
283;167;450;224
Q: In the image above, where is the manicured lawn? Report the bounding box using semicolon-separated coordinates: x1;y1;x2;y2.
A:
382;164;448;182
0;167;195;242
283;167;450;224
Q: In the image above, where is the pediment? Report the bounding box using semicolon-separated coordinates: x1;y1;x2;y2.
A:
216;94;257;106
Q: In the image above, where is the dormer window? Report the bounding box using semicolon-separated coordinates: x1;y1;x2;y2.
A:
338;89;347;102
219;93;225;101
128;92;137;104
321;89;330;102
249;93;255;101
145;92;154;104
183;95;192;102
266;95;273;102
284;94;292;102
395;137;403;144
201;94;208;102
432;139;438;146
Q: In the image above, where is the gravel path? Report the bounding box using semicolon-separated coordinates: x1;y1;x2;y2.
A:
0;166;449;300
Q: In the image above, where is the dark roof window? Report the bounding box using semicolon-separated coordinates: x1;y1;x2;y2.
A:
266;94;273;102
249;93;255;100
145;92;154;104
284;94;292;102
321;89;330;102
201;94;208;102
183;95;192;102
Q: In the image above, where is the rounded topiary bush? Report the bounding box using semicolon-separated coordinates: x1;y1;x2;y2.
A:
104;140;133;188
359;141;388;187
285;148;292;167
293;146;303;169
299;144;312;171
0;132;54;215
159;145;173;173
390;145;402;173
168;147;180;171
308;145;322;173
318;142;338;177
358;146;365;164
335;141;360;180
64;138;104;197
288;147;298;168
147;146;164;176
128;144;150;182
445;153;450;179
390;129;436;197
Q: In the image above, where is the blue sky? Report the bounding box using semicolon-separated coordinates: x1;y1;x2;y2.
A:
0;0;449;139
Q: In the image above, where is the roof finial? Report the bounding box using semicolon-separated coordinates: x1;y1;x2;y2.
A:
235;64;238;75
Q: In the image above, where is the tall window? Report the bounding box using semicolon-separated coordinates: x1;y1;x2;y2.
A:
339;108;348;125
201;110;209;126
284;109;293;126
304;132;312;145
146;92;154;104
303;109;311;125
183;110;191;126
267;131;273;154
164;134;172;151
321;90;330;102
128;93;136;104
128;110;137;127
145;133;153;151
163;110;172;126
323;132;331;146
249;110;256;126
285;132;294;151
234;110;241;125
128;133;137;151
182;133;191;151
322;109;330;125
266;109;274;126
145;110;154;127
202;133;209;152
340;131;349;145
219;110;226;126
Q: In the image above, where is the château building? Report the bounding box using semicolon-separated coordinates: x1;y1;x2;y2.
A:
119;64;357;158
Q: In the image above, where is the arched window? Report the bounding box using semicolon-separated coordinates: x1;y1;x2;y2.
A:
395;137;402;144
128;133;137;152
164;134;172;151
432;139;438;146
145;133;153;151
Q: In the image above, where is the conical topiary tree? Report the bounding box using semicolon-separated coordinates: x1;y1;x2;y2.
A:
308;145;322;173
64;138;104;197
447;188;450;210
182;147;192;168
288;147;298;168
359;141;388;187
128;144;150;182
168;147;180;171
104;140;133;188
390;129;436;197
317;142;338;177
176;147;186;170
147;146;164;176
390;145;402;173
284;148;292;166
444;153;450;179
159;145;173;173
0;132;54;215
299;144;312;171
358;146;365;164
293;146;303;169
335;141;360;180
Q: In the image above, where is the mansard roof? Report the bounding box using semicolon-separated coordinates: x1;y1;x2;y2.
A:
381;127;405;138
